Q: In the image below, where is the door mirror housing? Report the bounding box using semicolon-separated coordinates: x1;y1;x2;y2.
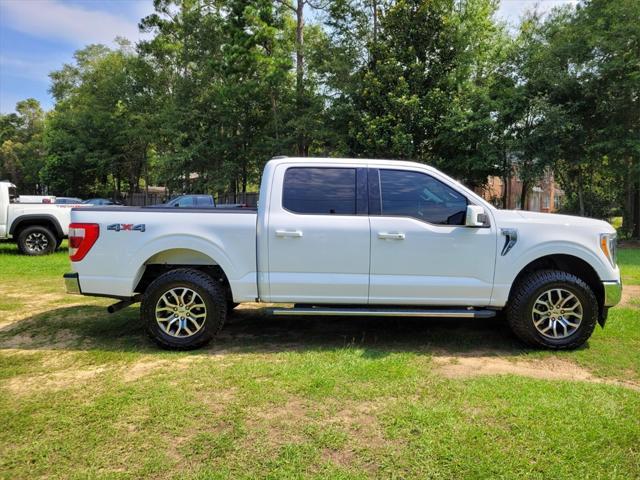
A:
465;205;488;227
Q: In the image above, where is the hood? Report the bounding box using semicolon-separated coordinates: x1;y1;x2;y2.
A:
494;209;615;232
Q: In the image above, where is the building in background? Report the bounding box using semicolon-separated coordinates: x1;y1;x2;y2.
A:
479;169;564;212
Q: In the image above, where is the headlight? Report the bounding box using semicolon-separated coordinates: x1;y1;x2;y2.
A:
600;233;617;267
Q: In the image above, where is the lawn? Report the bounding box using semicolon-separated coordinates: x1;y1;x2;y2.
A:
0;241;638;479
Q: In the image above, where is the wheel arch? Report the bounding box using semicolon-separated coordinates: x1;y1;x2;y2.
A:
133;248;233;300
508;254;604;319
9;215;63;239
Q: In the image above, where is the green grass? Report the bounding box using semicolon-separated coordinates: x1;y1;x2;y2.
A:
619;247;640;285
0;241;639;479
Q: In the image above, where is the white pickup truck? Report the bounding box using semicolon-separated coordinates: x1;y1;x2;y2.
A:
0;181;80;255
64;157;622;350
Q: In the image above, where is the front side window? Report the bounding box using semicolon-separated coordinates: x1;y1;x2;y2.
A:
283;167;356;215
379;169;467;225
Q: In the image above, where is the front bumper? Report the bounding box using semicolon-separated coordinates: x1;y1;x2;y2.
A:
603;280;622;307
64;272;82;295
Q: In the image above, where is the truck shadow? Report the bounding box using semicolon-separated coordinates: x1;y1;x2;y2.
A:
0;304;534;357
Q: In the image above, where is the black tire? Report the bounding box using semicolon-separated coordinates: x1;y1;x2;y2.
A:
17;225;57;255
141;268;227;350
506;269;598;349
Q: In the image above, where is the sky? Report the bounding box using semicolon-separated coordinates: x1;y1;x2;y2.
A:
0;0;577;114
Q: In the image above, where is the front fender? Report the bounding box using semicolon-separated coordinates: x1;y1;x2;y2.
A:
491;240;616;307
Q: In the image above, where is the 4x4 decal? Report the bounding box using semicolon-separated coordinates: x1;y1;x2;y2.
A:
107;223;146;232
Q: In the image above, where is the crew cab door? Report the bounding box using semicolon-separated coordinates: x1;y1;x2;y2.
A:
266;164;370;303
368;168;496;306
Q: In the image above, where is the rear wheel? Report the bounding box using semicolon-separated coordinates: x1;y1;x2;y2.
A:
141;268;227;350
17;225;57;255
506;270;598;349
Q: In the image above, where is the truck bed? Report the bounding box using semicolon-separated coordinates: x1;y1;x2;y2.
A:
69;206;259;301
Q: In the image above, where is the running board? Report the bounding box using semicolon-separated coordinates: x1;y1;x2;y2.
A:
269;307;496;319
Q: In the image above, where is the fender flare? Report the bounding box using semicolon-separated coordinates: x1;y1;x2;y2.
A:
130;234;238;294
9;214;64;238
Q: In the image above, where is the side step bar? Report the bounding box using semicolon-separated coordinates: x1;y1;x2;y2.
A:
269;307;496;319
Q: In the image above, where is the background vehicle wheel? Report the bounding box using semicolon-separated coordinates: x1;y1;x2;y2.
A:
17;226;57;255
141;268;227;350
506;269;598;349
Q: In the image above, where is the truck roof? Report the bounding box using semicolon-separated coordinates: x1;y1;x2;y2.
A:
267;156;437;172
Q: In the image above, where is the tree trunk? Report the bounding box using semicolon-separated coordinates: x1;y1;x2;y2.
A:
501;173;509;209
574;168;584;216
623;162;633;237
520;180;528;210
295;0;306;156
632;175;640;239
372;0;378;64
242;161;247;193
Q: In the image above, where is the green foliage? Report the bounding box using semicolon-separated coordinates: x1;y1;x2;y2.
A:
0;99;46;193
42;42;155;197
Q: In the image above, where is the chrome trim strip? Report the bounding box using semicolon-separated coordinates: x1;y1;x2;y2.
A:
270;308;496;318
603;280;622;307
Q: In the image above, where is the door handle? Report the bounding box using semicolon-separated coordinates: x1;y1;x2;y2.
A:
275;229;303;238
378;232;405;240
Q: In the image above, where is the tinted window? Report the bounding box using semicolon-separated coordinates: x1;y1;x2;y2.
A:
283;167;356;215
379;170;467;225
196;195;214;206
170;196;194;207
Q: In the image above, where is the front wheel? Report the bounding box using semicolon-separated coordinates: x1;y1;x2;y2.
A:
141;268;227;350
506;270;598;349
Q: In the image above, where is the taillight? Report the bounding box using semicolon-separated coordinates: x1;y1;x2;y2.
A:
69;223;99;261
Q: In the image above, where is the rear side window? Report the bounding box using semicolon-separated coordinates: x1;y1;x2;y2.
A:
379;169;467;225
196;196;213;206
283;167;356;215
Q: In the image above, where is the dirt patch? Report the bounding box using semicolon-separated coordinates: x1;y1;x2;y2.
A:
619;285;640;308
321;447;357;468
122;359;171;382
122;355;205;382
434;355;640;391
4;364;108;395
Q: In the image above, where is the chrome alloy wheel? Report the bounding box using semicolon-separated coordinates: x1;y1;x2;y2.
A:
25;232;49;253
532;288;583;339
155;287;207;338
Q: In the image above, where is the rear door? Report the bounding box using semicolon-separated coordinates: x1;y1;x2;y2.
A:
266;164;370;304
368;168;497;306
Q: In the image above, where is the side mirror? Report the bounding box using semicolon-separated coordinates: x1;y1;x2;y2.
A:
174;203;180;207
465;205;488;227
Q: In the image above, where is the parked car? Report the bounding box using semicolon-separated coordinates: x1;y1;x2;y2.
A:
64;157;621;350
82;198;122;206
0;181;72;255
55;197;83;205
158;194;216;208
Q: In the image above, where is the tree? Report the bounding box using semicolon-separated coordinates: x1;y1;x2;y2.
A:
140;0;294;196
0;99;46;193
43;42;154;197
348;0;507;186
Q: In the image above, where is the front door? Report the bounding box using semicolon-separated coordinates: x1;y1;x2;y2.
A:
368;168;496;306
266;165;370;304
